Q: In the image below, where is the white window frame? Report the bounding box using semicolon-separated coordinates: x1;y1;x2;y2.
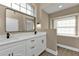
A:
0;3;35;16
53;13;79;36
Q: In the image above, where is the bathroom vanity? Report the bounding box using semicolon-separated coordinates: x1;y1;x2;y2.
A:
0;32;46;56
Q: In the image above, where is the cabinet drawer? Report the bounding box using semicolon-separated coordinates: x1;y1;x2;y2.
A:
26;45;37;56
26;39;36;48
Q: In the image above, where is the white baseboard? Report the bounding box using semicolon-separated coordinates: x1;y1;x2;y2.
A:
57;44;79;52
46;48;58;56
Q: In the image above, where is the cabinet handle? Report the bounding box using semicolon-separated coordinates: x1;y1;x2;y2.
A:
8;54;10;56
31;40;35;42
32;54;35;56
12;52;13;56
31;46;35;49
42;40;44;44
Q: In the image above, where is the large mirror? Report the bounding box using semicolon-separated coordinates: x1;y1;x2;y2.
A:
6;8;36;32
22;15;35;32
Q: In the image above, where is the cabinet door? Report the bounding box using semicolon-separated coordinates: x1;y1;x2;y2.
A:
41;36;46;50
0;48;10;56
26;39;37;56
36;35;46;55
12;41;25;56
26;45;36;56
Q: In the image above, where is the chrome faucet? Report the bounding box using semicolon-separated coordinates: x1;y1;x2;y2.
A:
34;31;37;35
6;32;10;39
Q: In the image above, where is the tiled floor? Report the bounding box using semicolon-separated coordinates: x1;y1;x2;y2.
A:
40;47;79;56
40;51;54;56
58;47;79;56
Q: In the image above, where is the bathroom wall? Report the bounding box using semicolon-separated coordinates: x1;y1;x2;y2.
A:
57;36;79;48
0;5;6;35
46;29;57;52
36;4;49;31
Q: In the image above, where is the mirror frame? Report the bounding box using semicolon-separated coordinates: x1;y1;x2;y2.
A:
5;8;36;33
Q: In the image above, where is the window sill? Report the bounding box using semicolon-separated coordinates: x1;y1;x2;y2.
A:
57;35;79;38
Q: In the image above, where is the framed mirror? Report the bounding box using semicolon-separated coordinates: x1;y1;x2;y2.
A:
5;8;36;32
6;9;19;32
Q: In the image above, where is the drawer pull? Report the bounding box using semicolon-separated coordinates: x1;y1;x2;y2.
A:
31;46;35;49
32;54;35;56
42;40;44;44
31;40;35;42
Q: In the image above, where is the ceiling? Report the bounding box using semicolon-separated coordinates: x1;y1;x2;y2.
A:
41;3;79;14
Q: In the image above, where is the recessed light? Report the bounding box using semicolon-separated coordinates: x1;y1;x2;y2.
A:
58;5;63;8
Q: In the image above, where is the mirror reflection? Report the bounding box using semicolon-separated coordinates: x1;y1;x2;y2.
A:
6;9;35;32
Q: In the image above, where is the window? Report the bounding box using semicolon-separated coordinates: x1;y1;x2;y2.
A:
26;4;34;16
27;4;32;10
20;3;27;13
0;3;35;16
12;3;20;11
54;16;76;36
20;7;26;13
20;3;26;8
27;10;31;15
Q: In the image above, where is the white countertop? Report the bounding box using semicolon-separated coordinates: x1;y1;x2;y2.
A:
0;32;46;46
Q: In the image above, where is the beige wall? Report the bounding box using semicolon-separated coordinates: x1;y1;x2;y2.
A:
57;36;79;48
36;4;49;31
49;5;79;49
0;5;6;35
40;11;49;31
78;15;79;35
46;29;57;51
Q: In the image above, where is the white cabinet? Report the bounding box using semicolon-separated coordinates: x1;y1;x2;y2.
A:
11;41;25;56
0;34;46;56
12;45;25;56
0;48;10;56
26;38;37;56
26;35;46;56
0;41;25;56
36;35;46;55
